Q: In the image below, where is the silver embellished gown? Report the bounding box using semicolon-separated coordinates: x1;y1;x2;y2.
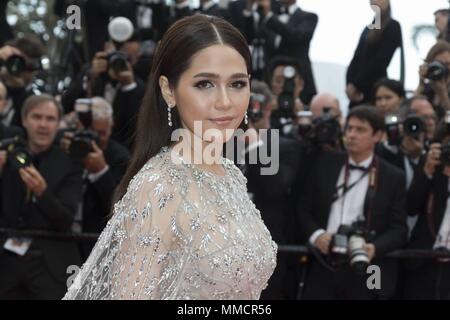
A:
63;147;277;300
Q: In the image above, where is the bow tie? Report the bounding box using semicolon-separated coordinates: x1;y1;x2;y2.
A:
348;164;369;172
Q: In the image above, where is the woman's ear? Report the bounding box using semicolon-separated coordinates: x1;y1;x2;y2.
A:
159;75;175;107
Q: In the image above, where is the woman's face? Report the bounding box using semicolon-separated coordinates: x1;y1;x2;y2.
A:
375;86;403;116
165;44;250;144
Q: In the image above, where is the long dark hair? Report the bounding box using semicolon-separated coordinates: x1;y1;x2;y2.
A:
113;14;252;204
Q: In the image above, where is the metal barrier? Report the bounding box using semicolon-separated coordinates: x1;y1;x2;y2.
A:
1;228;450;259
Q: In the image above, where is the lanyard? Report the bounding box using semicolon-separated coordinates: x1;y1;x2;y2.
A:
338;156;378;229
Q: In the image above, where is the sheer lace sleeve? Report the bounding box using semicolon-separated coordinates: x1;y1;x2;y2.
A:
64;155;199;300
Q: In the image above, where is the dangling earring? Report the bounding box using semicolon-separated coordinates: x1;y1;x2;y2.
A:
167;104;173;127
244;111;248;125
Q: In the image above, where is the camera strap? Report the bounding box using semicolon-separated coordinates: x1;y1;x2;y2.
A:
334;156;378;229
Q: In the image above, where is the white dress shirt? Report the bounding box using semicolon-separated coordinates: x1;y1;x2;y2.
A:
309;154;374;245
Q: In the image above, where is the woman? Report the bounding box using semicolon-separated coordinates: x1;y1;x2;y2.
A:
346;0;402;108
63;15;277;300
372;78;405;117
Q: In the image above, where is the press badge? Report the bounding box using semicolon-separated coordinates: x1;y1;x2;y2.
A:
3;237;33;256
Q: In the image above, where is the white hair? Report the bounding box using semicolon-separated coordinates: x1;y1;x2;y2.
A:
91;97;113;121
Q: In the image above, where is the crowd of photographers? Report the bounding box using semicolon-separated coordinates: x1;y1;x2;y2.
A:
0;0;450;300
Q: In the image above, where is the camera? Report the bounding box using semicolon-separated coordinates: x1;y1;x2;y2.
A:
296;108;341;146
385;113;425;146
0;136;33;170
66;99;99;159
0;54;44;77
329;219;373;274
107;51;129;74
248;93;265;123
276;65;297;118
403;115;426;139
385;114;401;146
426;61;449;81
69;130;99;159
311;107;341;145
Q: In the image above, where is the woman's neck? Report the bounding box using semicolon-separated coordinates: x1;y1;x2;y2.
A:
171;129;226;176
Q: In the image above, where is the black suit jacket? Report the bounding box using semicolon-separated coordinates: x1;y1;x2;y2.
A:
0;145;83;283
79;139;129;259
346;19;402;104
407;169;449;268
297;151;408;296
245;136;302;245
264;8;318;104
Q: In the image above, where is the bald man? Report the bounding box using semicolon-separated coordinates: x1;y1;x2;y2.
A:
309;93;343;126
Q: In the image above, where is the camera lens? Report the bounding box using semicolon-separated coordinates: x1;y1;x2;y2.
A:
5;54;26;77
108;52;129;74
404;116;425;138
348;235;369;275
426;61;449;81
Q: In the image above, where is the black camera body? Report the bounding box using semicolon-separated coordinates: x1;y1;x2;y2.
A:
329;220;372;274
107;51;129;74
385;114;425;146
68;129;99;160
248;93;265;123
0;136;33;170
0;54;43;77
426;61;449;81
276;65;297;118
296;108;341;147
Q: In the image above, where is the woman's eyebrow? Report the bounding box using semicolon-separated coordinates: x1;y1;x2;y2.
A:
193;72;249;79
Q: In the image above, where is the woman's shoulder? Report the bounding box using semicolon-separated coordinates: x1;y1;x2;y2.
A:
223;157;247;186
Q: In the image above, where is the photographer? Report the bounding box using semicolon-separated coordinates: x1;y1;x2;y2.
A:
297;106;407;299
243;0;317;103
404;120;450;299
267;56;305;136
0;94;83;299
417;40;450;119
61;97;130;260
0;35;47;128
61;34;146;150
377;97;432;189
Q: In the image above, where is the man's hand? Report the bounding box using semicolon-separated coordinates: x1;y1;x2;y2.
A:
0;151;7;172
19;165;47;197
364;243;376;262
314;232;332;255
0;45;22;61
109;62;135;86
90;51;108;78
346;83;364;103
83;141;107;174
424;143;442;177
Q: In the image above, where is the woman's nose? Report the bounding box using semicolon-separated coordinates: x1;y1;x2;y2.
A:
215;88;232;110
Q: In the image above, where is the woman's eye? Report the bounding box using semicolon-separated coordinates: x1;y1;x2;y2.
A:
194;80;214;89
231;80;248;89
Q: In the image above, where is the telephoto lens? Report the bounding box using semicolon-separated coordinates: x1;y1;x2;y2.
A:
348;235;370;275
